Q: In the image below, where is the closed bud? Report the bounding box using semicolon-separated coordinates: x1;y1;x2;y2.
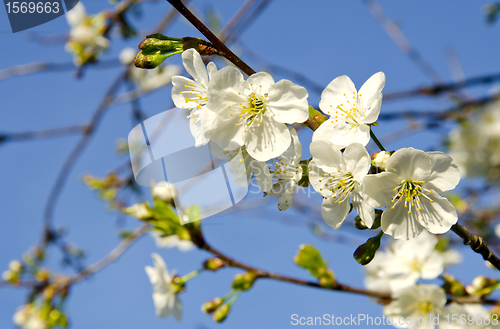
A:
134;51;169;69
466;276;500;296
232;272;256;291
152;181;177;203
442;273;467;297
9;260;23;272
212;304;230;322
294;244;327;278
170;276;186;294
203;258;225;271
371;151;392;171
202;297;223;314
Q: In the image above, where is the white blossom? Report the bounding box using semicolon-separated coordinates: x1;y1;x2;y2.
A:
151;232;194;252
122;203;151;220
383;284;447;329
13;305;47;329
172;49;218;146
365;231;444;293
362;148;460;240
373;151;391;170
202;67;309;161
65;3;108;66
267;127;303;211
309;141;375;229
145;253;182;320
313;72;385;147
152;181;177;203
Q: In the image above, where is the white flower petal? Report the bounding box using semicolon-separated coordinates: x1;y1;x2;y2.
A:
277;182;296;211
343;143;371;182
319;75;357;113
359;93;382;124
352;191;375;228
181;49;209;88
358;72;385;113
381;201;425;240
386;147;432;181
171;76;198;109
252;160;272;193
425;151;461;193
313;121;370;147
289;127;303;166
361;172;400;208
266;80;309;123
309;139;343;173
207;62;218;80
417;191;458;234
420;251;444;279
308;163;333;199
244;115;290;161
247;72;275;94
321;197;350;230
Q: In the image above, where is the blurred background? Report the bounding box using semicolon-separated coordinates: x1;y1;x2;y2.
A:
2;0;500;328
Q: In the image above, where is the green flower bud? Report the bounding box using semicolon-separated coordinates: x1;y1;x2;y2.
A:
212;304;230;322
232;272;257;291
353;231;383;265
202;297;223;314
466;276;500;296
442;273;467;297
170;276;186;294
203;258;225;271
294;245;327;278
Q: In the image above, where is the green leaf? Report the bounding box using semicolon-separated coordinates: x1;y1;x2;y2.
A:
297;159;311;187
185;205;201;223
353;231;383;265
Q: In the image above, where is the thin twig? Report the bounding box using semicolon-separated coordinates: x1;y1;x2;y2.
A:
166;0;256;76
0;124;87;143
69;225;149;284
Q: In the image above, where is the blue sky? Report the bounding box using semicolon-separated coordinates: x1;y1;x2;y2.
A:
1;1;500;328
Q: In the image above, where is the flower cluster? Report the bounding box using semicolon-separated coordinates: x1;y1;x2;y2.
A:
65;3;109;66
168;49;462;241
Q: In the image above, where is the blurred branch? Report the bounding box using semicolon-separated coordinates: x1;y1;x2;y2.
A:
0;59;120;81
361;0;443;83
384;72;500;101
69;224;148;284
0;124;87;144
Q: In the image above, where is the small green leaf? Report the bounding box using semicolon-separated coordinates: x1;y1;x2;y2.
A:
353;231;383;265
297;159;311;187
185;205;201;223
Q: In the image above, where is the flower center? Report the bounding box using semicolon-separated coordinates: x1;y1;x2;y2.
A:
326;92;364;124
319;171;357;203
390;180;434;214
417;300;434;315
269;155;301;181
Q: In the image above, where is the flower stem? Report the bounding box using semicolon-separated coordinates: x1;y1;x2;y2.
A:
370;127;386;151
181;268;204;282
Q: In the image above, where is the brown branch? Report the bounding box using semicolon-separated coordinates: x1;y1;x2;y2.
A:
0;124;87;143
361;0;443;84
451;223;500;271
165;0;256;76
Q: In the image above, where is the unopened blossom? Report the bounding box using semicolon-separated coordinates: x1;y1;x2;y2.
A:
362;148;460;240
313;72;385;147
372;151;391;170
365;231;444;293
122;203;151;220
13;305;47;329
309;141;375;229
202;67;309;161
151;232;194;252
267;127;303;211
145;253;182;320
383;284;447;329
152;181;177;203
65;3;108;66
172;49;217;146
448;98;500;183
